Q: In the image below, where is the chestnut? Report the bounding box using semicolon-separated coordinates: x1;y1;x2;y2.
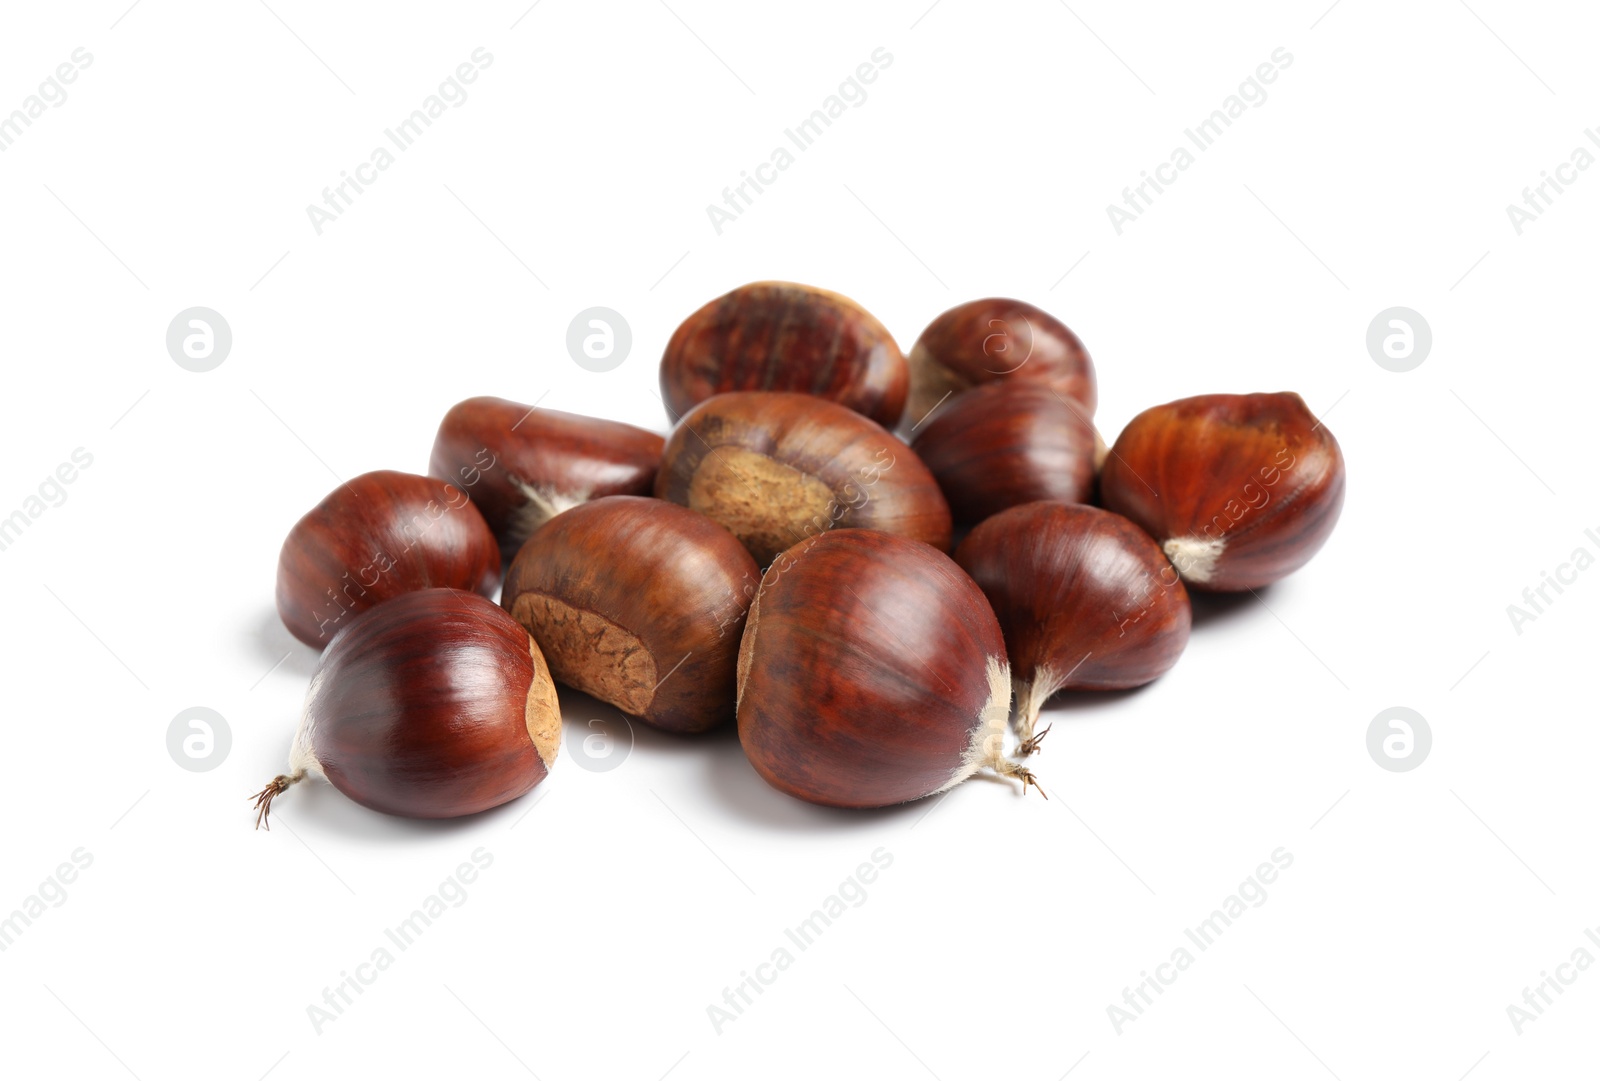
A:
252;588;560;824
659;281;908;427
737;529;1036;808
1099;392;1346;591
429;396;664;559
906;297;1096;424
276;470;500;649
955;502;1192;750
654;391;952;567
910;380;1098;525
501;495;759;734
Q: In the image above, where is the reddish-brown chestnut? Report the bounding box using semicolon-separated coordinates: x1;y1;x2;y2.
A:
906;297;1096;424
660;281;908;427
501;496;759;734
252;588;560;825
911;380;1099;525
1100;392;1346;591
429;396;664;559
275;470;500;649
737;529;1036;808
955;502;1192;749
655;391;951;567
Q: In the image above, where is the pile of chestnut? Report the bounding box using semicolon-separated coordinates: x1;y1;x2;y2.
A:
254;282;1345;824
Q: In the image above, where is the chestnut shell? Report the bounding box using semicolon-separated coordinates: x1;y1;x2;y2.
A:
307;588;559;818
955;502;1191;696
275;470;500;649
736;529;1009;808
911;380;1098;525
429;396;664;558
660;281;908;428
654;391;952;567
906;297;1096;424
501;496;759;734
1100;392;1345;591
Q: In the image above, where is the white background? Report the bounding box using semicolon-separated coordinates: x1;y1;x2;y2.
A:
1;1;1595;1078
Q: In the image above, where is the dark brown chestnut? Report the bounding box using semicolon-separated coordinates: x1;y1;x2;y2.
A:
429;396;664;559
906;297;1096;424
1100;392;1345;591
659;281;908;427
737;529;1036;808
910;380;1099;525
654;391;951;567
502;496;759;734
252;588;560;824
955;502;1192;749
275;470;500;649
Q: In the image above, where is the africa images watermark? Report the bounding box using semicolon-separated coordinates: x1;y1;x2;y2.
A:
0;848;93;953
0;48;92;152
1105;47;1293;235
306;847;494;1034
306;48;493;235
706;47;893;235
706;847;895;1033
1505;129;1600;235
1504;922;1600;1035
1107;847;1295;1035
0;448;94;555
1504;525;1599;636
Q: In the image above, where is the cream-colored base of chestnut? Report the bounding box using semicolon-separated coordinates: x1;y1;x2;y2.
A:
1163;536;1224;585
934;656;1037;795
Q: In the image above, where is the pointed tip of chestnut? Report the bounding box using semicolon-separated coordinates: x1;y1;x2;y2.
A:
1100;392;1345;591
275;470;501;649
660;282;908;427
907;297;1096;424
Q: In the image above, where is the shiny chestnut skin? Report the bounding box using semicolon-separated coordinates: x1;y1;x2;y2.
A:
660;281;908;428
737;529;1030;808
502;496;759;734
256;588;561;823
429;396;664;559
275;470;500;649
911;380;1098;525
1100;392;1345;592
906;298;1096;424
955;502;1191;747
655;391;951;567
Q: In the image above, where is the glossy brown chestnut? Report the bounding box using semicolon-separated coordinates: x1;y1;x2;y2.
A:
660;281;908;428
502;496;759;734
429;396;664;559
955;502;1192;749
737;529;1035;808
252;588;560;825
910;380;1099;525
654;391;951;567
906;297;1096;424
1100;393;1346;591
275;470;500;649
